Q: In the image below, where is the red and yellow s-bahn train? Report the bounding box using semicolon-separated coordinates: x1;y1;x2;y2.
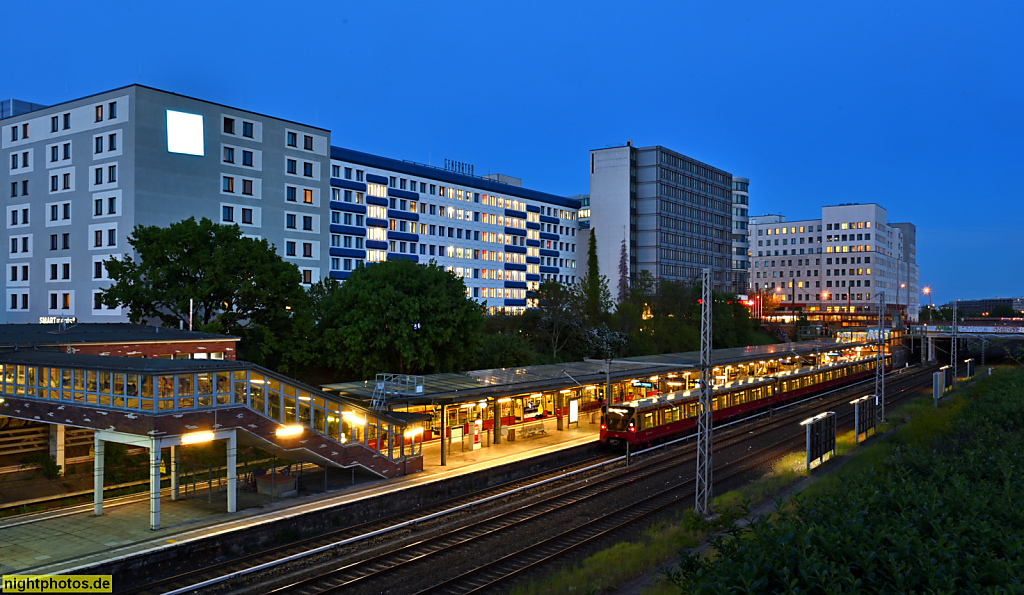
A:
600;355;891;448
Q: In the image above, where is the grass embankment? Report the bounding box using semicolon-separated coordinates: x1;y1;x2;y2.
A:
666;367;1024;593
511;368;1020;594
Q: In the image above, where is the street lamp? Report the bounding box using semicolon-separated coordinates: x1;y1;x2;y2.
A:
922;286;932;322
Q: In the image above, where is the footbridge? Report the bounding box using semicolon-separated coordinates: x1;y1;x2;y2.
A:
0;351;423;529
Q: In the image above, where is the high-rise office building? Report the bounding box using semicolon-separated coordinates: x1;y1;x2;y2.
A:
588;142;733;294
749;203;919;321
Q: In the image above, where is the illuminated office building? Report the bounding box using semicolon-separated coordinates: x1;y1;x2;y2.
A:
1;85;578;322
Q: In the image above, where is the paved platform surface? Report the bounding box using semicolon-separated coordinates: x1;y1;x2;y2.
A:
0;416;600;576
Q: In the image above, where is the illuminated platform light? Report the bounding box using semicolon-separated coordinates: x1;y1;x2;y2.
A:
275;424;304;438
181;430;215;445
404;427;424;438
342;412;366;425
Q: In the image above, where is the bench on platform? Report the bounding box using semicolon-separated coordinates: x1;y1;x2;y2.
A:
521;420;547;438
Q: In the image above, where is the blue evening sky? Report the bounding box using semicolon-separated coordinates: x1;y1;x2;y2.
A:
4;1;1021;303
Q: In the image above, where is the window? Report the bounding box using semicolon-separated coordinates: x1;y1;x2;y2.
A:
108;102;117;119
286;132;297;147
302;243;312;258
242;150;253;167
95;199;103;216
94;230;103;247
94;168;103;185
21;180;28;195
108;165;116;183
223;176;234;193
285;241;296;256
223;147;235;163
10;126;17;142
344;167;352;180
94;262;103;279
241;208;253;225
62;173;70;190
303;189;312;204
49;293;57;310
108;229;116;246
303;135;313;151
63;143;70;159
63;113;70;130
222;206;234;222
303;162;313;177
50;234;57;250
108;133;117;151
242;179;253;196
63;203;70;219
356;170;363;182
344;190;352;202
302;269;312;284
242;121;253;138
51;146;58;162
286;214;296;229
223;117;235;134
286;186;296;202
286;159;297;174
51;116;59;132
107;196;116;214
62;263;70;279
302;215;312;231
94;293;102;310
50;205;59;221
11;153;18;169
62;233;69;250
95;105;103;122
95;136;103;154
51;176;58;192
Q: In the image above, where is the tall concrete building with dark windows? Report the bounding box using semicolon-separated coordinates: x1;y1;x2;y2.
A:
2;85;330;323
588;142;733;294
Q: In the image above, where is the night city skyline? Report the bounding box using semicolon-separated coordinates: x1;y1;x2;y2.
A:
4;1;1021;303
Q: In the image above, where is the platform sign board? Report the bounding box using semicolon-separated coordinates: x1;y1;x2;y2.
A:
933;371;945;407
568;399;579;425
800;412;836;470
850;396;876;443
965;358;975;379
449;426;464;453
941;365;953;389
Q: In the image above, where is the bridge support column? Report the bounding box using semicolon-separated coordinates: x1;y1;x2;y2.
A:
928;337;935;362
49;424;65;477
556;393;564;431
440;405;447;467
93;436;104;517
149;437;162;531
226;430;237;514
170;445;180;501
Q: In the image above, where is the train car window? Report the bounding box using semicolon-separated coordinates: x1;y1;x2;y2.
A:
643;412;654;429
605;409;633;431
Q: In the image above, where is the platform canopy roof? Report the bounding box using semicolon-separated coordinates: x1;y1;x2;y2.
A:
323;339;871;405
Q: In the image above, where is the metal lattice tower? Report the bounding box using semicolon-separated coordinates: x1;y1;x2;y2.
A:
876;290;886;423
952;301;958;382
695;268;714;517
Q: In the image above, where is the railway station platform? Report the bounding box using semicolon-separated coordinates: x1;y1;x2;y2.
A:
0;414;599;576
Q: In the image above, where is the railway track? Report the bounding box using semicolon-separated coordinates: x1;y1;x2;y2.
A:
218;366;934;595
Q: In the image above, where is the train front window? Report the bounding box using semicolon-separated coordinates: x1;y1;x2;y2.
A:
606;408;634;431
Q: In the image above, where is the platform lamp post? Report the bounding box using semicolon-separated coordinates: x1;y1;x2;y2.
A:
922;287;932;322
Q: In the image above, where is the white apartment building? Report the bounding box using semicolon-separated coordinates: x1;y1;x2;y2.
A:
749;204;919;320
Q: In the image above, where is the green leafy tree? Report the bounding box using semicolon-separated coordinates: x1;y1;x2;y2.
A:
317;259;484;377
100;217;309;367
578;230;612;324
534;280;584;360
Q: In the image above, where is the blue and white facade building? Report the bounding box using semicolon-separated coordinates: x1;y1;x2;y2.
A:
327;148;581;314
1;84;578;322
